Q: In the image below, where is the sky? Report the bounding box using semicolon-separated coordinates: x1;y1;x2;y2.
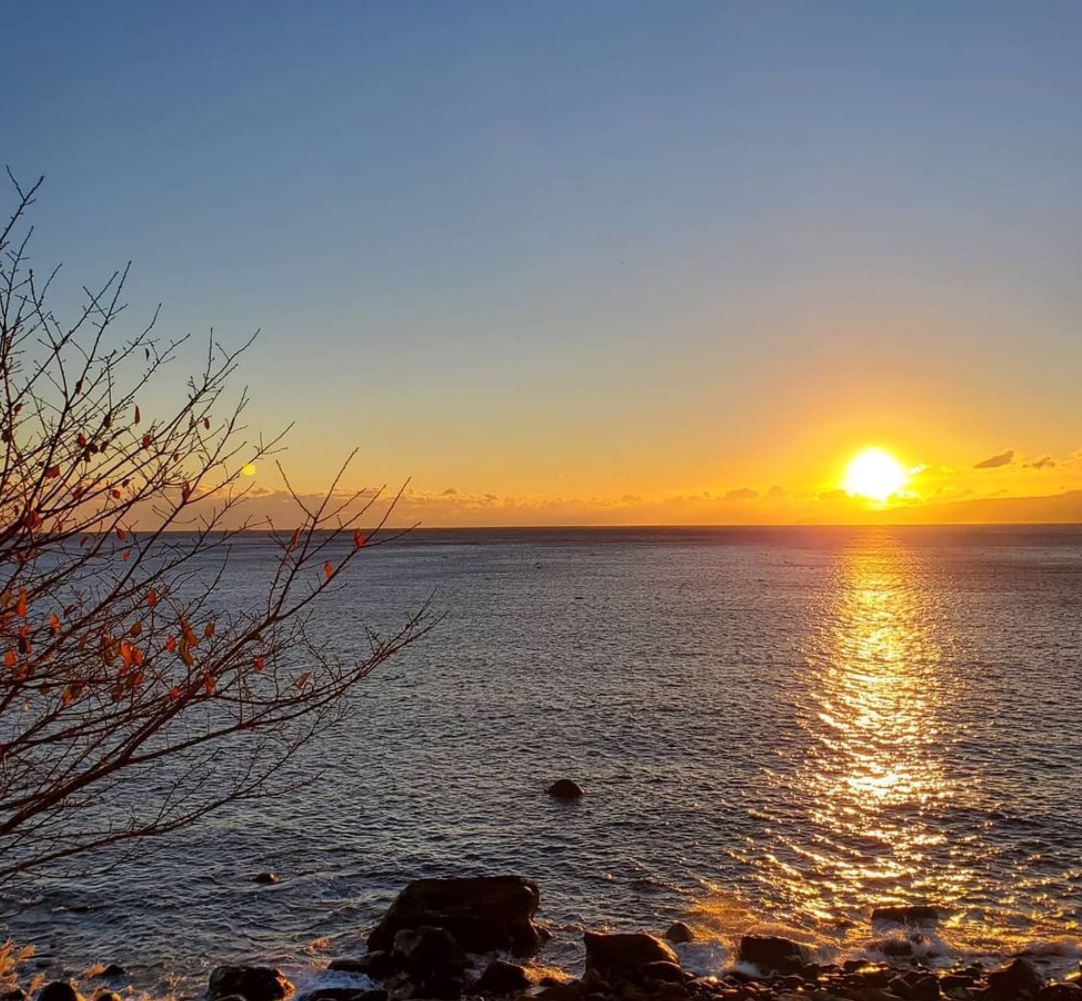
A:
7;1;1082;526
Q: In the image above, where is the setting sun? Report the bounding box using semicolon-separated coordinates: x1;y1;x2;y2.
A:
842;447;911;503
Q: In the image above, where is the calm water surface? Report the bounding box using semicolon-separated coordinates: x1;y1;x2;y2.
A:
5;526;1082;989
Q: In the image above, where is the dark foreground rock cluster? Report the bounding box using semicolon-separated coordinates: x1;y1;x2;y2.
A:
19;878;1082;1001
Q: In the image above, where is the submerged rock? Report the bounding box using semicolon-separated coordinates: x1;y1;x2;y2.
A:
547;779;584;799
94;966;126;980
207;966;294;1001
871;904;941;925
664;921;694;944
583;931;679;982
367;876;541;956
475;960;531;995
736;935;807;974
251;872;281;885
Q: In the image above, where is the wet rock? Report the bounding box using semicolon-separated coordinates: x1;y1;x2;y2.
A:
736;935;807;975
584;932;679;982
986;958;1044;1000
2;991;28;1001
880;937;916;958
36;985;80;1001
251;872;281;885
535;985;582;1001
328;953;398;979
392;926;467;980
548;779;584;799
640;962;686;984
475;960;531;995
94;966;126;980
385;971;461;1001
1039;986;1082;1000
299;991;386;1001
94;993;122;1001
664;922;694;944
207;965;294;1001
367;876;540;956
872;905;941;926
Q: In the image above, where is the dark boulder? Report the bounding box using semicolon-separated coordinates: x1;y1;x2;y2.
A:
94;966;126;980
328;953;397;979
475;961;531;995
1039;986;1082;1000
298;991;386;1001
367;876;540;956
548;780;584;799
736;935;807;974
2;990;28;1001
640;962;686;984
94;994;122;1001
986;958;1044;1000
252;873;281;885
207;966;294;1001
871;905;940;926
584;932;679;982
664;922;694;945
392;927;467;979
37;985;80;1001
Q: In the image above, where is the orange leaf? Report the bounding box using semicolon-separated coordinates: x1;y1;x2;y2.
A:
180;644;194;667
4;650;15;668
48;612;60;634
353;530;366;549
323;562;334;580
116;527;126;541
168;686;181;701
111;487;122;499
296;671;311;690
203;674;216;695
165;635;177;652
129;620;142;637
203;622;215;639
15;590;27;617
141;433;152;450
122;548;131;562
147;589;158;608
253;655;265;671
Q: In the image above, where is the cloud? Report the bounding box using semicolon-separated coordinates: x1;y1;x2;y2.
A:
1026;456;1056;470
725;487;759;500
974;449;1014;469
441;487;458;495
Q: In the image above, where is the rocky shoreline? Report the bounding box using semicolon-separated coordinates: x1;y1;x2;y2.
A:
8;876;1082;1001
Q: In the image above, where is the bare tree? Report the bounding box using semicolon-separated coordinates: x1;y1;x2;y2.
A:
0;174;428;882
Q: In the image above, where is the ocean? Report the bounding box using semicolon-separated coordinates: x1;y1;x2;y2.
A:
5;526;1082;990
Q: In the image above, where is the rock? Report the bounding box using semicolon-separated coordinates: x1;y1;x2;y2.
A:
548;779;584;799
987;958;1044;999
328;952;398;979
367;876;540;957
3;990;29;1001
1040;986;1082;1000
535;985;583;1001
584;932;679;982
385;971;461;1001
475;961;531;995
871;905;940;926
36;985;80;1001
299;991;386;1001
880;937;916;958
664;922;694;945
94;993;123;1001
207;966;294;1001
736;935;807;975
640;962;686;983
392;926;467;979
94;966;126;980
252;872;281;885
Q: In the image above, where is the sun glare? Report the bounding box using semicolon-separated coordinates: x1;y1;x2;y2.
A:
842;448;910;503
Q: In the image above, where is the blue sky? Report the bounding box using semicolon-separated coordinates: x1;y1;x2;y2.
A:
7;2;1082;521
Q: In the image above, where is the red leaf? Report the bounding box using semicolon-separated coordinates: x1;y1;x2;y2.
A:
169;686;181;701
48;612;60;634
77;432;88;447
4;650;15;668
141;433;152;450
165;635;177;652
203;417;211;430
353;530;366;549
45;465;61;479
15;590;26;617
323;562;334;580
147;589;158;608
111;487;122;499
116;527;126;541
204;674;216;695
253;655;266;671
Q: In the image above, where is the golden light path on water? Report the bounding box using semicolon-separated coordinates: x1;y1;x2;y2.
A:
692;533;1078;963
